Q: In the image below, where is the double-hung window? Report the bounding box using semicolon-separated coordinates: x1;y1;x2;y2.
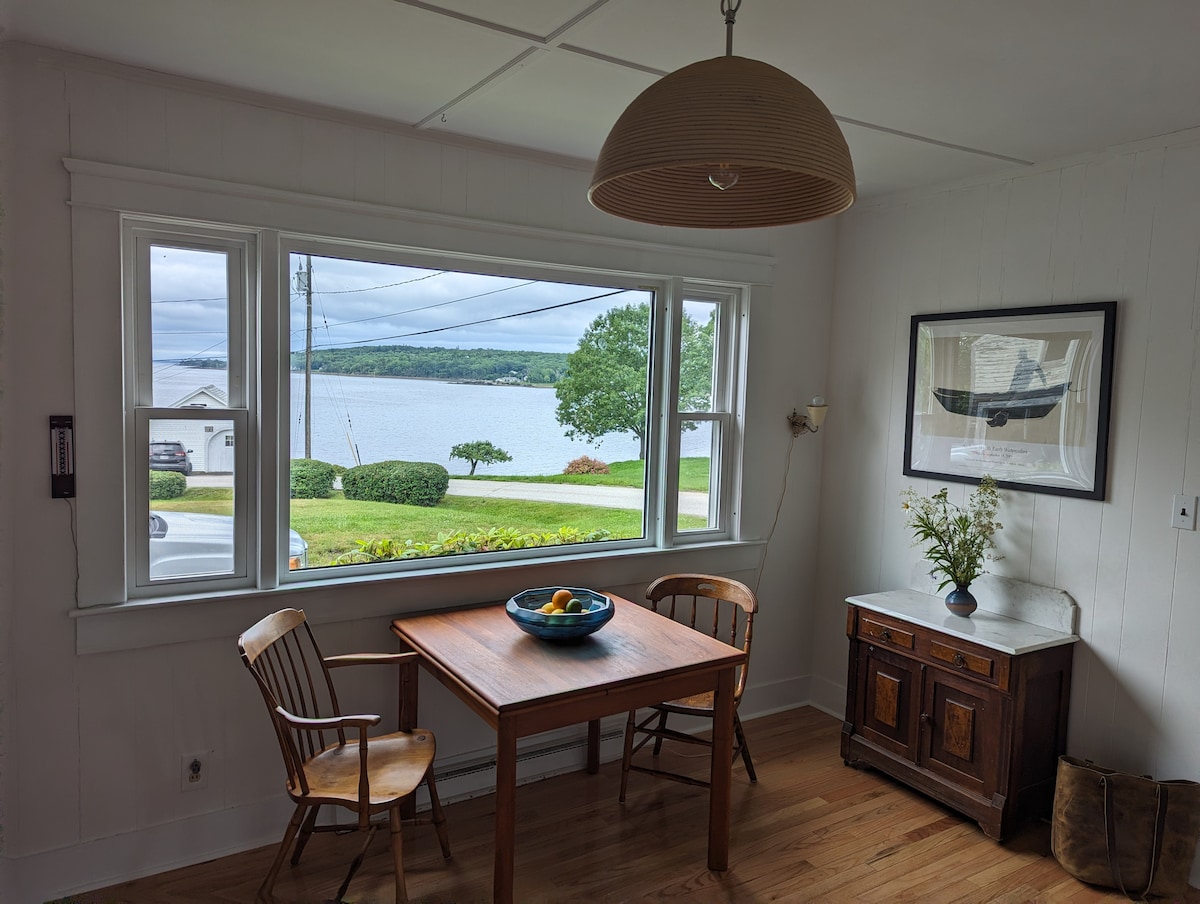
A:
121;217;745;599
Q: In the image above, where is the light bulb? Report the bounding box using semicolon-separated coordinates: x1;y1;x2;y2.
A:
708;165;740;191
811;396;825;406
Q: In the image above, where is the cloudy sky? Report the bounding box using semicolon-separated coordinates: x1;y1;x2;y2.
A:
148;246;650;363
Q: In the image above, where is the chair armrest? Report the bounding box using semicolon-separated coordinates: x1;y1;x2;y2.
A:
275;706;381;731
323;651;420;669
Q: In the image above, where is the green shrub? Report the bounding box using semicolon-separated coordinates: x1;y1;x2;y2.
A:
564;455;610;475
341;460;449;507
290;458;337;499
149;470;187;499
338;526;612;562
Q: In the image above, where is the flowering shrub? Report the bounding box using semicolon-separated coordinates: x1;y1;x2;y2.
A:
901;475;1002;590
564;456;610;475
337;526;612;562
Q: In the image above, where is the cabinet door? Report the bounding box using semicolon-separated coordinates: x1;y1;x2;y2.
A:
855;643;922;760
920;667;1006;798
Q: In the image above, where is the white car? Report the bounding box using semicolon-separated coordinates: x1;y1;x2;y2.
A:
149;510;308;579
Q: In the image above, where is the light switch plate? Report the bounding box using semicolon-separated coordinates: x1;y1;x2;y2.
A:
1171;494;1197;530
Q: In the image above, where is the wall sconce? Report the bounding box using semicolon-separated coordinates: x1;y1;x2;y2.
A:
788;397;828;437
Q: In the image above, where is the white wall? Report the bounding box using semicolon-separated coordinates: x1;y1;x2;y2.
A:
813;131;1200;884
0;44;833;900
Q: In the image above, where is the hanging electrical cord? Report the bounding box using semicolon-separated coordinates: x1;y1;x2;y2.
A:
752;430;798;595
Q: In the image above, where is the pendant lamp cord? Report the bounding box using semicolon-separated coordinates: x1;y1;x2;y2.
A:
721;0;741;55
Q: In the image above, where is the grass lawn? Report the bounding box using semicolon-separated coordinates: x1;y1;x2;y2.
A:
154;485;707;566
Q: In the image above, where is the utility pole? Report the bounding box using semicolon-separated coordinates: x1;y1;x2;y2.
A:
304;255;313;460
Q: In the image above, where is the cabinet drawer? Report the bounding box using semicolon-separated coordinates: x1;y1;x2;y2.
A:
859;615;915;651
929;639;996;682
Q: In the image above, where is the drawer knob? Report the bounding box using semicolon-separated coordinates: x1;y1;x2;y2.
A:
953;652;966;668
880;628;893;642
920;712;932;725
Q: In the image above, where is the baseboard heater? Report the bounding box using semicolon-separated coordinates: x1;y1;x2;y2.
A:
431;727;626;797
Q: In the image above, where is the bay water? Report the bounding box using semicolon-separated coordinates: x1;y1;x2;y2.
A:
155;367;704;476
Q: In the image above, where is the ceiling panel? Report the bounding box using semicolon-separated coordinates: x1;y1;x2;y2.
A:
5;0;534;125
841;123;1026;200
5;0;1200;203
424;49;654;161
399;0;606;38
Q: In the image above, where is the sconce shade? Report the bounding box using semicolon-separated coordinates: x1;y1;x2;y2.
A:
589;55;856;229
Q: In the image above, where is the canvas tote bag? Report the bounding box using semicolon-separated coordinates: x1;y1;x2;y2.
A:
1051;755;1200;900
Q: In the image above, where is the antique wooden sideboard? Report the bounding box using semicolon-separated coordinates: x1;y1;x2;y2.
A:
841;578;1080;840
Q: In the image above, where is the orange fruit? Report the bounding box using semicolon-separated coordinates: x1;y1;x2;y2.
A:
551;589;573;609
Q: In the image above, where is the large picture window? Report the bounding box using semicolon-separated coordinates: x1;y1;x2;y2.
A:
121;218;745;597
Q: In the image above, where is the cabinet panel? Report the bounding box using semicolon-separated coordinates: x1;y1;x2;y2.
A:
856;643;922;759
921;667;1006;797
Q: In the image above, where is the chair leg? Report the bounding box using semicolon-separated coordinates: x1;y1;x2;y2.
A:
618;709;636;803
389;804;408;904
425;768;451;858
734;713;757;783
650;710;669;756
290;804;320;865
259;803;306;903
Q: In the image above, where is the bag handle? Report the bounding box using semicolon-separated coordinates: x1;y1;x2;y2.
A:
1102;775;1169;901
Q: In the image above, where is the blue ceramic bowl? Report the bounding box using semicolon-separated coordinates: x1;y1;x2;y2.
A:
505;587;615;642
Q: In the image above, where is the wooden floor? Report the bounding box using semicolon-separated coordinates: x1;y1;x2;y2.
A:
68;707;1197;903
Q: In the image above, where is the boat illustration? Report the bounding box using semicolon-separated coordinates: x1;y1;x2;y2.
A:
932;383;1069;427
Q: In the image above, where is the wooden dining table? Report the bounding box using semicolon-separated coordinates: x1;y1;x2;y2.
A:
390;592;746;903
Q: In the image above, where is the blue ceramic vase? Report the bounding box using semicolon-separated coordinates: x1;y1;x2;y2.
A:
945;584;978;617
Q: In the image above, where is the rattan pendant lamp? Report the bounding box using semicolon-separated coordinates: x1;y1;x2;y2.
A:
588;0;855;229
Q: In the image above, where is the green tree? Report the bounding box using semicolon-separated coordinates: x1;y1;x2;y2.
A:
449;440;513;476
554;303;713;459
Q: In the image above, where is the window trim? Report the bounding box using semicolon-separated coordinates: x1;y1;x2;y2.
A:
67;159;773;632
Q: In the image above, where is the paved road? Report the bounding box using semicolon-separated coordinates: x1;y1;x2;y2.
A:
186;474;710;517
446;479;711;517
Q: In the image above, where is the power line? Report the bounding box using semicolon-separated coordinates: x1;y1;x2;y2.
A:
311;288;635;350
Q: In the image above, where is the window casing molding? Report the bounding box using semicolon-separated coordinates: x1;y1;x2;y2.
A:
66;158;773;649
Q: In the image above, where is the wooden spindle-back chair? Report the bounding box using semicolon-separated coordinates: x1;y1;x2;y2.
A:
619;573;759;802
239;608;450;903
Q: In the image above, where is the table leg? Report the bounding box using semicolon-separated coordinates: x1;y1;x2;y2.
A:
587;719;600;774
707;666;735;871
494;718;517;904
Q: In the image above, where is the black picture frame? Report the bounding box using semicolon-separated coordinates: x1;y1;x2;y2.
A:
903;301;1117;499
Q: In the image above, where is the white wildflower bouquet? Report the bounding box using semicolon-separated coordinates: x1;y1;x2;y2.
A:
901;476;1002;590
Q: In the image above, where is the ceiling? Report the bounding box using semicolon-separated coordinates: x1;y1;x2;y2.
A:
5;0;1200;202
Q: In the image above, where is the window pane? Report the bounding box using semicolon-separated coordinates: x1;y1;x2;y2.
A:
286;253;652;568
679;299;717;413
150;246;229;405
148;416;236;579
679;419;716;531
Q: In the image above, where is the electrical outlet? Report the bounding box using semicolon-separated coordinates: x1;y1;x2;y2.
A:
181;753;209;792
1171;495;1197;531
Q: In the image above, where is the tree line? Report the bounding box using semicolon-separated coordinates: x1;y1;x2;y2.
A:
291;345;569;384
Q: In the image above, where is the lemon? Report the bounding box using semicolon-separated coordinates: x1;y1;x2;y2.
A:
539;602;555;614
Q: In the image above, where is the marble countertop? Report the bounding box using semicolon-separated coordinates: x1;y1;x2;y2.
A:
847;589;1079;656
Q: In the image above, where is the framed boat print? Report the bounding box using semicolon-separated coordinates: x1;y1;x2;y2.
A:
903;301;1116;499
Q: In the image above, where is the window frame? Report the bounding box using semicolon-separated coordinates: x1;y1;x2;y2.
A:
119;216;748;598
123;222;261;596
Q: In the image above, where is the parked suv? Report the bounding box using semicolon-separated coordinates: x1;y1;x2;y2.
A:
150;440;193;475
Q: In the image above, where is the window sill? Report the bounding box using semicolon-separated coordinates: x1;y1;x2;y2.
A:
71;541;764;654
